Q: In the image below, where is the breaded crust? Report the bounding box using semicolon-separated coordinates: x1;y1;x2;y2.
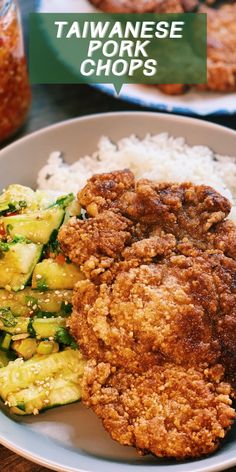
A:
58;170;236;458
83;361;235;459
89;0;197;13
89;1;236;94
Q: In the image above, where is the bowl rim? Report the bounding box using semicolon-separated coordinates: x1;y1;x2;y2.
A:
0;111;235;472
0;111;235;159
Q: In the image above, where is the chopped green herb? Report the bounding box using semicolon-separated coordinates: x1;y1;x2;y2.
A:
61;301;72;315
16;403;26;412
7;203;17;213
43;229;60;257
36;277;48;292
18;200;27;210
0;241;10;253
51;194;74;210
0;241;10;259
0;237;32;258
27;319;36;338
55;327;78;350
0;200;27;216
0;308;17;327
0;203;17;216
6;224;13;235
12;235;32;244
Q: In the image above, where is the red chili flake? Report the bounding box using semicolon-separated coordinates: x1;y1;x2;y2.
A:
6;212;18;217
55;254;66;265
0;223;6;238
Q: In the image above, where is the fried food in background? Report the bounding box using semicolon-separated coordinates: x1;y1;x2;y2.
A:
89;0;198;12
59;170;236;459
89;0;236;94
197;3;236;92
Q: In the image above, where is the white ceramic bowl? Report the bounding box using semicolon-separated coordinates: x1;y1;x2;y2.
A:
0;112;235;472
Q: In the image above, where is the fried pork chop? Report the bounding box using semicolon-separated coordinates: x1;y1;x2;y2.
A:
58;170;236;459
197;3;236;93
156;1;236;95
89;0;199;13
89;0;236;94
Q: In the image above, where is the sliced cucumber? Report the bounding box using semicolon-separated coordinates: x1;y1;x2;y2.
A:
9;374;82;415
1;207;64;244
32;317;66;339
1;317;30;335
0;350;10;368
32;259;84;290
36;340;59;355
0;289;72;317
64;199;81;223
0;185;35;215
0;243;43;291
12;338;37;360
0;333;12;351
0;349;85;402
34;190;62;211
0;185;61;215
1;314;66;340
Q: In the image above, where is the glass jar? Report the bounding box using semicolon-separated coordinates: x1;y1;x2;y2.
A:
0;0;31;142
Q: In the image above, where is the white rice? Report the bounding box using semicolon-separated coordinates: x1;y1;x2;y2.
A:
37;133;236;220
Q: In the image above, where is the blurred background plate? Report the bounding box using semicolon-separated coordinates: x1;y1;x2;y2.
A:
37;0;236;117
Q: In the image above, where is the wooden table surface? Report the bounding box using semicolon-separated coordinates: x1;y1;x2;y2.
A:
0;0;235;470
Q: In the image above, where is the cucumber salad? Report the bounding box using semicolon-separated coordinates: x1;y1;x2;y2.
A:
0;185;85;415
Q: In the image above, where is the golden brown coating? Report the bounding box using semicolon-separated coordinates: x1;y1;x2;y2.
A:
157;84;189;95
59;209;133;278
156;3;236;94
58;170;236;458
89;0;198;13
83;361;235;459
158;2;236;94
69;252;236;379
78;169;231;237
199;4;236;92
89;1;236;94
210;219;236;260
